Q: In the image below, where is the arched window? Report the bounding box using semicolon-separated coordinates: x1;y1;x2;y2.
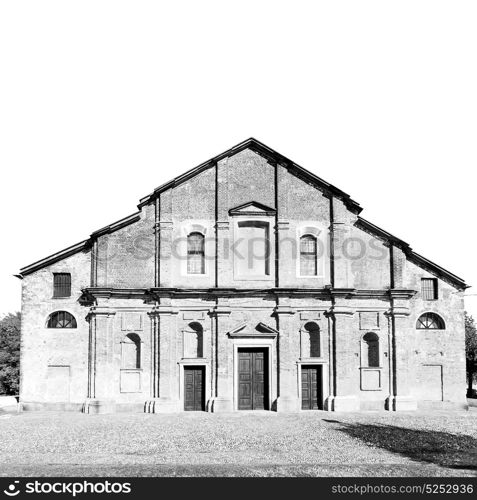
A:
362;332;380;367
47;311;77;328
184;322;203;358
416;313;445;330
121;333;141;369
187;232;205;274
300;235;317;276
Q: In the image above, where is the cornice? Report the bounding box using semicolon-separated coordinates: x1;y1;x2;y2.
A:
389;288;417;300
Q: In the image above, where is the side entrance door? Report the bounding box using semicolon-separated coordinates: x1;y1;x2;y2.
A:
301;365;323;410
184;366;205;411
238;348;268;410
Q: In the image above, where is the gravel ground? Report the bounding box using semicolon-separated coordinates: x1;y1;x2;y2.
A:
0;409;476;477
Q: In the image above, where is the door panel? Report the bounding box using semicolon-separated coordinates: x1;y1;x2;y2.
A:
184;367;205;411
238;349;268;410
301;365;323;410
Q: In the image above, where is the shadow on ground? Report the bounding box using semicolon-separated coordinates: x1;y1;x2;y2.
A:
323;420;477;472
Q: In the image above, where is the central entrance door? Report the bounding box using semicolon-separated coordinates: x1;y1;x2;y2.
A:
238;348;268;410
301;365;323;410
184;366;205;411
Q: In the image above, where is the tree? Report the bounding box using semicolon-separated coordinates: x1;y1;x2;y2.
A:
465;312;477;397
0;312;20;395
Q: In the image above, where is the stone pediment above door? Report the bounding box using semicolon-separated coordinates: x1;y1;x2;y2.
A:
227;322;279;338
228;201;276;217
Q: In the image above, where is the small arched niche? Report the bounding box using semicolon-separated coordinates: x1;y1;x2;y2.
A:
183;322;204;358
301;322;321;358
361;332;380;368
121;333;141;369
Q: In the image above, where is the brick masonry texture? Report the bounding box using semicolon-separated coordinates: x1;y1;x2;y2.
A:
18;142;468;413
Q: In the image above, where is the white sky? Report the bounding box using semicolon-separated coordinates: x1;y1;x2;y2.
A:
1;1;476;318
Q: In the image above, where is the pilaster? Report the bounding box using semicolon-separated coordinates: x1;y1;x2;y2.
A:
216;159;233;286
83;307;116;414
209;301;233;412
330;198;356;289
144;302;180;413
388;288;418;411
328;289;359;411
275;305;300;412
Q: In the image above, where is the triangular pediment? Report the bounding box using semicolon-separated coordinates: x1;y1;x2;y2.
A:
227;322;279;338
229;201;276;217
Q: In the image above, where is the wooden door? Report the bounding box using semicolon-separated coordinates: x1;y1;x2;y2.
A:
238;348;268;410
301;365;323;410
184;366;205;411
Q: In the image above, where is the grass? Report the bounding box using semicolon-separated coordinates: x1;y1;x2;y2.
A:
0;409;476;477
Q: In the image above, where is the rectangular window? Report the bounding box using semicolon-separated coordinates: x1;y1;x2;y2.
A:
421;278;438;300
187;232;205;274
300;235;317;276
53;273;71;298
235;221;270;277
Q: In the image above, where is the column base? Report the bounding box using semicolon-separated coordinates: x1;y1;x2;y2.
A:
83;398;116;414
390;395;417;411
210;397;234;412
275;396;300;412
329;395;359;412
144;398;180;413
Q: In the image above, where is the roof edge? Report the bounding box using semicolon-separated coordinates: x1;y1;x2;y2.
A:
90;212;141;238
137;137;363;214
357;216;468;290
19;240;89;277
19;211;142;276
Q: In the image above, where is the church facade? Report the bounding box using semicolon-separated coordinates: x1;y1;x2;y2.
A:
18;138;468;413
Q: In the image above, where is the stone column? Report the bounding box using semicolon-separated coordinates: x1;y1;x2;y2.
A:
84;306;116;414
275;305;300;412
210;302;233;412
144;302;179;413
389;290;417;411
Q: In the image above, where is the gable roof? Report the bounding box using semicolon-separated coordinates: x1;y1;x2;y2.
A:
137;137;363;214
16;138;469;289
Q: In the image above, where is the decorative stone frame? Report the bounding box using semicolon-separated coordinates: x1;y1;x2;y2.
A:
232;339;274;411
232;216;274;281
359;331;383;391
181;322;206;359
299;321;323;359
296;222;327;279
179;221;212;278
119;332;143;394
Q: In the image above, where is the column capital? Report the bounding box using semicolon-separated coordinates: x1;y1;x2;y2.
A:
386;307;411;318
277;219;290;231
328;305;356;316
389;288;416;300
216;221;230;230
209;306;232;317
148;305;179;316
274;305;296;315
154;221;173;231
387;288;416;317
87;306;116;319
